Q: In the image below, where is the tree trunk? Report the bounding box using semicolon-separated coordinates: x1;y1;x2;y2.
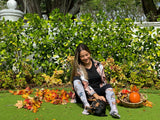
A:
141;0;160;21
16;0;42;17
45;0;52;16
48;0;80;16
68;0;81;15
16;0;81;18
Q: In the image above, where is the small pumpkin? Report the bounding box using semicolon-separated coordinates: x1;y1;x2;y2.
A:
129;92;141;103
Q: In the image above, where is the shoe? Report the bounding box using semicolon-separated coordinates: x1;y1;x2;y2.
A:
82;106;92;115
70;99;76;103
82;109;89;115
110;111;120;119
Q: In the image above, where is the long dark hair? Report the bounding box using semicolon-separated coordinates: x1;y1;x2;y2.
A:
70;43;91;81
75;43;91;65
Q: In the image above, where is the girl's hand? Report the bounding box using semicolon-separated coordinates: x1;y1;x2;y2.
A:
93;93;106;102
97;96;106;102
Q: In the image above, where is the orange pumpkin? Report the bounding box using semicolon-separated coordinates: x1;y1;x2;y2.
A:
129;92;141;103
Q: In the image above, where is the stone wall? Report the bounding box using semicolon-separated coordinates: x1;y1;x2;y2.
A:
135;22;160;29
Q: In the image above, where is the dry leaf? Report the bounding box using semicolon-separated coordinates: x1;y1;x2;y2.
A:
143;100;153;108
14;100;23;109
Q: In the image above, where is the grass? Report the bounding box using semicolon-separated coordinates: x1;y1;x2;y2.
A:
0;88;160;120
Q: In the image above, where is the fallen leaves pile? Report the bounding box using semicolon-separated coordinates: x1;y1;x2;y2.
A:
9;87;33;95
9;87;73;113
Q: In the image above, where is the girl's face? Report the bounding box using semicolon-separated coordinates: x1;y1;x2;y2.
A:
79;50;91;65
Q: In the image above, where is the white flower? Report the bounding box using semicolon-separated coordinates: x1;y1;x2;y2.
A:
33;42;36;48
75;32;77;36
52;55;59;60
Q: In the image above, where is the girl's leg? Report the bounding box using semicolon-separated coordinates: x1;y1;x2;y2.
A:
73;79;90;115
105;88;120;118
94;84;120;118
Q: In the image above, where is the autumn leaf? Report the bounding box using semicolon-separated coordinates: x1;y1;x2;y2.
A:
24;99;30;104
8;90;14;94
22;94;29;99
61;100;67;105
116;99;121;104
143;100;153;108
68;91;73;98
9;87;33;95
14;100;23;109
25;86;31;91
33;106;38;113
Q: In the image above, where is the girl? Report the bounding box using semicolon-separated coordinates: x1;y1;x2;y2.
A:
71;43;120;118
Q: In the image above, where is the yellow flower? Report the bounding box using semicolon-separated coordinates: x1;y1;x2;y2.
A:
81;19;84;22
79;41;83;43
149;31;152;35
74;19;78;22
25;59;29;62
125;18;130;21
24;16;27;20
27;21;30;24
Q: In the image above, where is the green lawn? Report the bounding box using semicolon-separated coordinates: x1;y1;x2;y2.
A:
0;88;160;120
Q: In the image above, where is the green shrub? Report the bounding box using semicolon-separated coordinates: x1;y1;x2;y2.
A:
32;73;45;87
0;9;159;89
103;58;160;88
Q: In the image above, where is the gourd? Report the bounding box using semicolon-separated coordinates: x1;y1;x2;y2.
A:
129;92;140;103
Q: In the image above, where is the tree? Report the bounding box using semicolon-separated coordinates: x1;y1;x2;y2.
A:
16;0;82;18
0;0;7;9
17;0;41;17
141;0;160;21
81;0;146;22
0;0;160;21
81;0;160;22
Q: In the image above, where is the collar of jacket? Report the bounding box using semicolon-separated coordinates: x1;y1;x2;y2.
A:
92;59;100;69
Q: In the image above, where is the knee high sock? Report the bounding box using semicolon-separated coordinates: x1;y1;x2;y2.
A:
105;88;118;113
73;80;90;107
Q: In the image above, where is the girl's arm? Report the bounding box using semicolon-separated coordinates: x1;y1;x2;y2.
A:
81;79;96;96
